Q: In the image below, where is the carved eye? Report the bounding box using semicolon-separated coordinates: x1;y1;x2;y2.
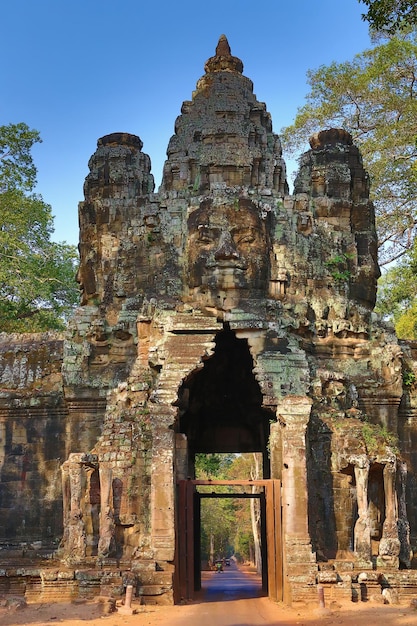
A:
235;230;256;245
238;234;255;244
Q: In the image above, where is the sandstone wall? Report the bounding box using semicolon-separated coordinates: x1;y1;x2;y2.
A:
0;333;66;543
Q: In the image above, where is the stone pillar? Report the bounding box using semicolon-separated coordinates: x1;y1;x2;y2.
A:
353;459;371;565
175;433;189;481
60;460;71;551
269;421;283;480
278;396;316;604
378;462;400;568
62;453;87;561
151;425;175;561
397;461;411;568
98;465;116;558
84;465;99;556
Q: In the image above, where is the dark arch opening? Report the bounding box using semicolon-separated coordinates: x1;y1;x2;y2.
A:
176;323;273;477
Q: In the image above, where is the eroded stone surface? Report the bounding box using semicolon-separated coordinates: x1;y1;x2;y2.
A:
1;35;417;605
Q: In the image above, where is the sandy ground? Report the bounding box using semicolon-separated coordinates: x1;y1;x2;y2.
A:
1;566;417;626
1;596;417;626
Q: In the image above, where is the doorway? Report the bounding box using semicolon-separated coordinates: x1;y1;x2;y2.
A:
174;325;282;602
175;479;282;603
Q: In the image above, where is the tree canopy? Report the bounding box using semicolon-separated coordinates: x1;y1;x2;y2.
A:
195;453;262;565
375;238;417;338
0;123;79;332
360;1;417;34
280;31;417;267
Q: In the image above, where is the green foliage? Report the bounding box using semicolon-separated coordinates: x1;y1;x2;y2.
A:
325;253;353;283
0;122;41;192
376;238;417;338
360;1;417;34
395;300;417;339
361;422;399;455
403;368;416;387
195;453;235;478
200;495;237;562
280;31;417;267
196;454;261;564
233;524;254;563
0;123;79;332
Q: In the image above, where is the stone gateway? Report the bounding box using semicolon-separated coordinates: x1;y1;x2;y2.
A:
1;35;417;605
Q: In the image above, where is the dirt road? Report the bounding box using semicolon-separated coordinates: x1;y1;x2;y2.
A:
1;563;417;625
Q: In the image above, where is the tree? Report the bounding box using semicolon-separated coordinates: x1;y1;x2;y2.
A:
227;453;263;572
194;453;234;478
360;1;417;34
195;453;238;565
200;495;236;565
280;31;417;266
0;123;40;192
376;239;417;338
0;123;79;332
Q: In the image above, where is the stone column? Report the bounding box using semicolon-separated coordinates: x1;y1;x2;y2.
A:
397;461;411;568
278;396;316;604
98;465;116;558
62;453;87;561
378;462;400;568
269;421;283;480
151;425;175;562
60;460;71;551
353;459;371;565
175;433;189;481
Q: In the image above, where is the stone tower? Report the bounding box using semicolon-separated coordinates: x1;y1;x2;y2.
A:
1;35;417;605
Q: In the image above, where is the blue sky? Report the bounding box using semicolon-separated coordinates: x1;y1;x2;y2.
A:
2;0;372;246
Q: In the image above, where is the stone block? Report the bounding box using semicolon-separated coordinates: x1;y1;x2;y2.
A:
317;571;339;584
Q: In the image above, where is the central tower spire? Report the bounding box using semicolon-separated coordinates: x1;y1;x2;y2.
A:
204;34;244;74
160;36;287;196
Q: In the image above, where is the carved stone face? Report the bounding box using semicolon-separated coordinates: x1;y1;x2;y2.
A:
187;199;269;309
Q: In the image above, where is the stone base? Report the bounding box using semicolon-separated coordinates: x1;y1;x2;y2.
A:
117;605;135;615
0;557;174;606
286;563;319;604
376;556;399;569
314;564;417;606
1;555;417;608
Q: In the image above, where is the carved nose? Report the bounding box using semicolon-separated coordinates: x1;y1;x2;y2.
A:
214;231;239;261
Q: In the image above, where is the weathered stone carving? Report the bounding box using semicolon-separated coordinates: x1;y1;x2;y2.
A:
1;35;417;605
186;198;271;311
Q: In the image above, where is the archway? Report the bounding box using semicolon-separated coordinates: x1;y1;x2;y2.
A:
174;325;282;602
176;324;273;477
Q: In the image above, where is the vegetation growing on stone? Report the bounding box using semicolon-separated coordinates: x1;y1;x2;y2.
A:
403;367;417;387
325;253;354;283
361;421;400;456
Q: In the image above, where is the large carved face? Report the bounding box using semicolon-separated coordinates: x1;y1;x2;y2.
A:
186;199;269;309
